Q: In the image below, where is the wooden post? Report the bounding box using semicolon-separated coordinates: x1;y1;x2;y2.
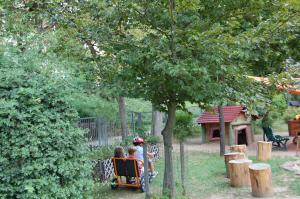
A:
230;145;247;156
200;125;206;144
257;141;272;161
218;106;226;156
249;163;273;197
296;136;300;157
224;152;245;178
143;143;150;198
229;124;234;146
228;159;252;187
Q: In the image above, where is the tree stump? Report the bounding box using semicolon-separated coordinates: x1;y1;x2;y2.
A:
228;159;252;187
230;145;247;156
224;152;245;178
257;141;272;161
249;163;273;197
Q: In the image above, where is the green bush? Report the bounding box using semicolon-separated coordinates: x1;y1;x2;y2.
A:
174;111;198;141
283;107;300;123
89;145;116;160
0;49;93;198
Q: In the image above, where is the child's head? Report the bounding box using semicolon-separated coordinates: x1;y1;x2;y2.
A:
128;146;137;156
114;146;125;158
133;137;144;146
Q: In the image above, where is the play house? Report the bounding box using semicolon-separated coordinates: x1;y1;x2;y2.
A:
197;106;254;146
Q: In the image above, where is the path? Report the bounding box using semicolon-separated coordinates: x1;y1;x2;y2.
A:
182;132;298;157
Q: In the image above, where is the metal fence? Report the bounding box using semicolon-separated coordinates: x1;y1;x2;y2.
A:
78;117;122;147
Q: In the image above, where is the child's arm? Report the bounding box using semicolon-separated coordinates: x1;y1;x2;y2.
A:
147;152;154;159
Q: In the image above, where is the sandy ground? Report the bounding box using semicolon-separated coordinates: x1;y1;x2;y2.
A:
182;132;299;157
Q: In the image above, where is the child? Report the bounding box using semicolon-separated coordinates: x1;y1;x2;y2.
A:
127;146;137;158
127;146;144;177
133;137;158;177
114;146;125;158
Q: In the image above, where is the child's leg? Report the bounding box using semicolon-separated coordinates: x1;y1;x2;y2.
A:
148;159;154;173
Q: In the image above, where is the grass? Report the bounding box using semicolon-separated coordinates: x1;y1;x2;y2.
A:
93;151;299;199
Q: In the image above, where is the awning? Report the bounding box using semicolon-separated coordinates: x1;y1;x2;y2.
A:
288;89;300;95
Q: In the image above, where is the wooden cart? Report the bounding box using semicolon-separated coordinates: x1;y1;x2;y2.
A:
288;119;300;144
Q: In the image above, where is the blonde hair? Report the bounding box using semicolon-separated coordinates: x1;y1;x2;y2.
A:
128;146;137;155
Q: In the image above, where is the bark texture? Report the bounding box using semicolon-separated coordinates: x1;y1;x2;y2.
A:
230;145;247;157
151;105;163;136
257;141;272;161
249;163;274;197
162;103;176;199
218;106;226;156
180;141;186;196
228;159;252;187
224;152;245;178
143;143;150;198
117;96;128;141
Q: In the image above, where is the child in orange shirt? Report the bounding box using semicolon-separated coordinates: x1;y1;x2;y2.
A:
127;146;144;176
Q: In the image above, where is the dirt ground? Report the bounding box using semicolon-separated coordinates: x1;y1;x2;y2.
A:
183;132;299;157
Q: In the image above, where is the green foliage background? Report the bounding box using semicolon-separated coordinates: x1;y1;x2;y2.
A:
174;111;198;141
0;47;93;199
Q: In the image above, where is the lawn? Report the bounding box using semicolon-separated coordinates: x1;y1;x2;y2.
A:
94;151;300;199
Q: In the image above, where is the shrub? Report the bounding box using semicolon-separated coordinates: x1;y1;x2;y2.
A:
0;49;93;198
89;145;116;160
283;107;300;123
174;111;197;141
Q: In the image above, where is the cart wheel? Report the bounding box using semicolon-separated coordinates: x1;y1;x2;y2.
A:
111;178;118;190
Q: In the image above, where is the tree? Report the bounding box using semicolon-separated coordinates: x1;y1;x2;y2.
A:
173;111;195;196
2;0;133;140
0;46;93;198
117;1;299;197
3;1;299;198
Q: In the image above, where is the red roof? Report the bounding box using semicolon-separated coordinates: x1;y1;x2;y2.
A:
197;106;244;124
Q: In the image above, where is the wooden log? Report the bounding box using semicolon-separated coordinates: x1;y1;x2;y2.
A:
230;144;247;156
224;152;245;178
228;159;252;187
257;141;272;161
249;163;273;197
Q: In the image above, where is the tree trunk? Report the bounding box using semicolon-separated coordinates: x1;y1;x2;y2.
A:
180;141;186;196
162;103;176;199
143;143;150;199
117;96;128;141
151;105;163;136
218;106;226;156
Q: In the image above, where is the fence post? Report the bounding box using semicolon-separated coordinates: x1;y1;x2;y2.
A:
143;143;150;198
137;112;142;129
102;120;108;145
96;118;102;146
131;112;135;133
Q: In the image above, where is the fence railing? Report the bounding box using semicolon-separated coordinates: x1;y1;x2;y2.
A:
78;117;122;147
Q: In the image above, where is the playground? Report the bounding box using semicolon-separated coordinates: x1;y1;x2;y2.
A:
94;131;300;199
2;1;300;199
